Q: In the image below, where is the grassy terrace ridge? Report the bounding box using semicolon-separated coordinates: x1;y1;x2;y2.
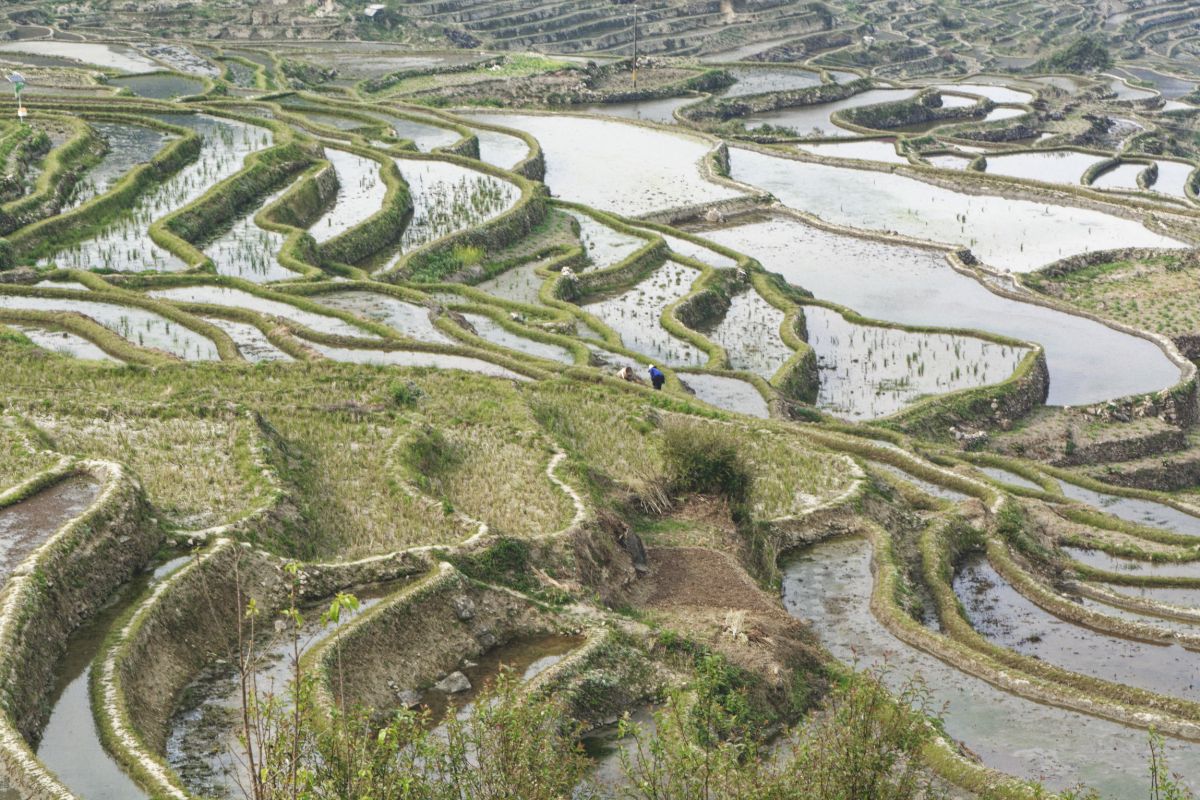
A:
5;26;1200;800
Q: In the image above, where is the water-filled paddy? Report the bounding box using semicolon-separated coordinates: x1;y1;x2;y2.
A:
311;149;387;243
938;82;1034;104
473;258;549;306
14;326;119;362
583;260;706;367
0;41;159;72
728;147;1187;272
201;179;295;282
978;465;1043;491
64;122;169;211
1064;547;1200;579
679;372;769;418
797;139;909;164
0;476;99;579
376;113;460;151
43;115;270;272
657;232;738;268
0;294;219;360
872;462;971;500
720;66;822;97
108;73;205;99
701;215;1181;405
745;88;919;138
569;97;695;125
782;537;1200;795
983;149;1107;186
309;343;528;380
472;128;529;169
571;212;648;270
1150;160;1196;198
925;153;972;170
37;556;190;800
1090;162;1148;191
458;312;574;364
806;305;1026;420
1056;479;1200;536
149;286;374;339
202;317;292;362
955;554;1200;701
469;113;742;215
1106;76;1158;101
1121;67;1197;99
982;106;1029;122
703;289;792;378
313;290;451;343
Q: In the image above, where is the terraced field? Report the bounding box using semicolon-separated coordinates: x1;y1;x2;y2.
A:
3;15;1200;800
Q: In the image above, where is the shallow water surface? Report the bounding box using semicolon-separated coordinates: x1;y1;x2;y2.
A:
109;73;204;99
0;294;219;360
728;147;1186;272
314;290;451;343
745;88;919;138
311;149;387;243
680;373;769;418
583;260;706;367
798;139;909;164
149;286;373;339
14;327;119;362
700;215;1180;405
311;343;528;380
782;537;1200;796
984;150;1107;186
65;123;169;211
1056;479;1200;536
955;555;1200;701
0;476;99;580
704;289;792;379
571;212;648;271
468;113;742;216
459;312;573;364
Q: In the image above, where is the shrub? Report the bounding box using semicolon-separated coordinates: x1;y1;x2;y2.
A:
401;424;462;484
389;380;423;408
660;419;753;508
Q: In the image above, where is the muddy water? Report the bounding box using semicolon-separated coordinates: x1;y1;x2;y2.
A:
571;212;647;271
314;290;451;343
680;373;769;418
1056;479;1200;536
202;317;291;362
983;150;1106;186
108;73;204;99
955;555;1200;701
978;466;1043;491
781;537;1200;796
149;286;374;339
459;313;573;364
0;294;220;360
700;215;1180;405
937;83;1034;104
806;305;1026;420
744;89;919;138
1122;67;1197;100
420;634;585;727
36;555;191;800
798;139;910;165
656;233;738;268
467;113;743;216
704;289;792;378
310;343;529;380
65;122;169;211
728;148;1186;272
583;260;706;367
472;128;529;170
312;149;387;243
167;584;401;797
14;327;119;362
41;115;271;272
0;476;100;582
1107;585;1200;608
1064;547;1200;579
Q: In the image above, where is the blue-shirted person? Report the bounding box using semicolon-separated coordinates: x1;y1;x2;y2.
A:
648;365;665;391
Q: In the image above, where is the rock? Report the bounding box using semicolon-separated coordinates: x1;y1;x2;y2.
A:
452;596;476;620
476;629;497;649
434;671;471;694
396;689;421;708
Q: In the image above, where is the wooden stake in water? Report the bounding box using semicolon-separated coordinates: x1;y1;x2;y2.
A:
7;72;26;118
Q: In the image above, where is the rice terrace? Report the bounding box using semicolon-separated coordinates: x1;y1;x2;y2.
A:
7;0;1200;797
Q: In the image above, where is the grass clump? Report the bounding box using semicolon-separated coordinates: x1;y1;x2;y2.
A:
661;418;753;509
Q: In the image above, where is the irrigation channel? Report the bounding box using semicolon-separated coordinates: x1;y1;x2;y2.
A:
7;49;1200;800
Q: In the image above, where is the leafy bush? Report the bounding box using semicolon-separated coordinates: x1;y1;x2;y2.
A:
402;424;462;482
389;380;423;408
660;419;753;507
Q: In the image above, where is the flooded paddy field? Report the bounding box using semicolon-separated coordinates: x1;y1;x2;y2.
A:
65;123;170;211
311;149;387;243
701;215;1180;405
955;554;1200;701
744;89;919;137
12;326;119;362
728;147;1186;272
583;260;706;367
783;538;1200;795
149;285;376;339
1055;479;1200;535
42;115;270;272
313;290;451;343
0;293;219;360
467;113;743;215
